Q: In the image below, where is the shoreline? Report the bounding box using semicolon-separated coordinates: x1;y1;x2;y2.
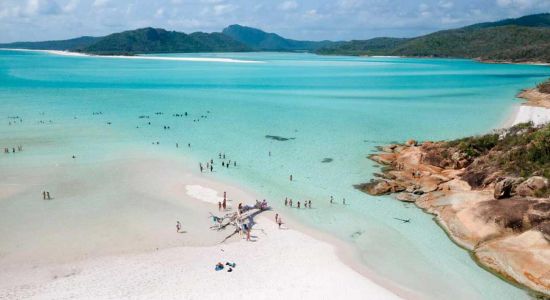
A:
358;83;550;296
0;148;402;299
0;48;262;64
506;87;550;127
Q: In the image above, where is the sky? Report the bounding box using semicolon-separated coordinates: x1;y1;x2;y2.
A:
1;0;550;43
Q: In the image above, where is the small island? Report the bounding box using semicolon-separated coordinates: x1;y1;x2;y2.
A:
357;81;550;296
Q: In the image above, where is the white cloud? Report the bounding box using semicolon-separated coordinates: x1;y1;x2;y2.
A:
93;0;110;8
495;0;548;10
439;1;454;9
155;7;165;18
25;0;61;16
212;4;235;15
63;0;79;13
279;1;298;11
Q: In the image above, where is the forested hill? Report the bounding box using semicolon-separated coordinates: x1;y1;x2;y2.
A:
316;13;550;62
0;36;100;51
80;28;251;55
221;24;335;51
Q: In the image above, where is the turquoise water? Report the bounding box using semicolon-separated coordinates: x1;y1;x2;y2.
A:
1;50;549;299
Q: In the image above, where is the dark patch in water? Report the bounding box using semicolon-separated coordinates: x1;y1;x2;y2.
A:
265;135;295;141
351;230;364;239
321;158;333;163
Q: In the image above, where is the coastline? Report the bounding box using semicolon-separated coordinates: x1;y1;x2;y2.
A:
358;83;550;296
505;87;550;127
0;148;402;300
0;50;547;299
0;48;262;64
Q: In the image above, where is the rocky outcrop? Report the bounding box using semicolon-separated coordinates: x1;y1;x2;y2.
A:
516;176;549;197
357;141;550;296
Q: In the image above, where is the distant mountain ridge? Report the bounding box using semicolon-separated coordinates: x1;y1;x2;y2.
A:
1;13;550;62
221;24;335;51
317;13;550;62
81;27;250;55
0;36;101;51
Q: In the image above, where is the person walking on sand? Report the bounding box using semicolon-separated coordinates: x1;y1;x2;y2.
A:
275;213;278;223
278;217;283;229
222;199;227;211
218;201;222;211
176;221;181;233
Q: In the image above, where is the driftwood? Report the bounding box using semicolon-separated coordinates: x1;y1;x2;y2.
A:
211;200;271;244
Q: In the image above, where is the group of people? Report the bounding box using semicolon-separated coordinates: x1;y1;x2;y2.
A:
3;145;22;153
198;153;237;173
329;196;347;205
41;191;52;200
284;197;312;209
218;192;228;211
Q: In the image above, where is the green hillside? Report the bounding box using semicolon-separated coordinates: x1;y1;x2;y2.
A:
316;13;550;62
222;24;335;51
0;36;100;51
80;28;250;55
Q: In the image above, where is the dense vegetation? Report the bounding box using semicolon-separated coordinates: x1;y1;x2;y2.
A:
221;24;335;51
447;122;550;182
317;13;550;62
316;37;408;56
80;28;250;54
0;36;100;51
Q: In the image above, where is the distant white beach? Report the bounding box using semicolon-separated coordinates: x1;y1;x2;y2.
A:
512;105;550;126
0;48;262;64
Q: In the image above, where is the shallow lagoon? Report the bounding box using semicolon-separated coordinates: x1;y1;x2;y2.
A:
1;50;549;299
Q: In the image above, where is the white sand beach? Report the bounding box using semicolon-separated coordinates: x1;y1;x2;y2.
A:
0;216;399;300
0;149;400;300
512;105;550;126
0;48;262;64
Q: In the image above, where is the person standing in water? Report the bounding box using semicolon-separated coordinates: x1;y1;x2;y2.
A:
275;213;278;223
284;198;288;206
42;191;46;200
343;198;346;205
297;201;300;209
330;196;333;204
290;175;293;181
176;221;181;233
46;192;51;200
278;217;283;229
308;200;312;208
